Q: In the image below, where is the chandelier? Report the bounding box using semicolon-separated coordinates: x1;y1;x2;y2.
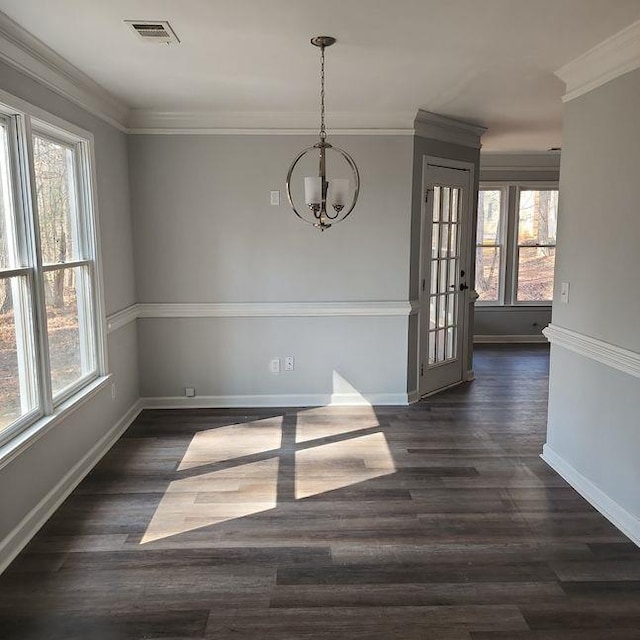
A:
286;36;360;231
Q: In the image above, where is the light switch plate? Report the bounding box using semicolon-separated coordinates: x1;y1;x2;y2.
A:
560;281;570;304
270;190;280;206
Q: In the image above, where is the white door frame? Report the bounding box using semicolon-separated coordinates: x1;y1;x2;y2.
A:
417;155;476;397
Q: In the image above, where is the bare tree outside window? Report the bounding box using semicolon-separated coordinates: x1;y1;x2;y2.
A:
475;189;503;302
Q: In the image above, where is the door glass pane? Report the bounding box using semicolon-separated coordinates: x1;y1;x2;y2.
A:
475;247;501;302
441;188;450;222
432;187;441;222
33;135;80;265
0;124;18;270
431;224;439;258
518;190;558;245
439;224;449;257
0;276;38;433
44;265;95;397
517;247;556;302
437;329;445;361
449;224;458;258
437;295;446;328
439;259;448;293
430;260;438;294
428;331;435;365
451;188;459;223
446;328;455;360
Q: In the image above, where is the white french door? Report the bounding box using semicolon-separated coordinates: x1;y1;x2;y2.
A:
418;160;473;397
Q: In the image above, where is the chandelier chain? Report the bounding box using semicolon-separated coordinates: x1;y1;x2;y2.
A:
319;44;326;141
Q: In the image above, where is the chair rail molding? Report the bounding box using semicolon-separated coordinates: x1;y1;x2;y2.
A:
556;19;640;102
0;11;129;130
543;324;640;378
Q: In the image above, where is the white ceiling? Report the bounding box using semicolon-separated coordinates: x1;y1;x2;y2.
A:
2;0;640;150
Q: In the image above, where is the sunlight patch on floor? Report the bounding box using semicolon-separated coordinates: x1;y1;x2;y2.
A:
141;457;279;543
295;404;379;444
295;432;396;500
177;417;282;471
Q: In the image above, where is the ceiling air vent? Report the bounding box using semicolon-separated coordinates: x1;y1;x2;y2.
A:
125;20;180;44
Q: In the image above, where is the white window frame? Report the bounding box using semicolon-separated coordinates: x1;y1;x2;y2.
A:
0;88;108;452
475;186;508;306
476;181;559;307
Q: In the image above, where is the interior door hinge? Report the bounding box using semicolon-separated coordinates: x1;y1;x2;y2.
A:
420;364;424;376
421;279;426;292
425;190;430;203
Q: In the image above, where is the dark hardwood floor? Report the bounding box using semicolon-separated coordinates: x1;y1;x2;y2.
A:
2;345;640;639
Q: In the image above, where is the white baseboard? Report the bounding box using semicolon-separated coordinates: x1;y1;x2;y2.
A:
0;399;144;574
143;392;409;409
474;334;548;344
541;445;640;548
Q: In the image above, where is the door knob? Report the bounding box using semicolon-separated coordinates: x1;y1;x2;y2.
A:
459;283;469;291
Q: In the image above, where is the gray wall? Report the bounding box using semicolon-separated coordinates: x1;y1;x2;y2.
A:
0;61;139;543
474;153;560;339
545;68;640;522
129;134;414;400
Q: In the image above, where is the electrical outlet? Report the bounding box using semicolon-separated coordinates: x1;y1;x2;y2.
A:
270;190;280;206
185;387;196;397
284;356;295;371
111;383;116;400
270;358;281;374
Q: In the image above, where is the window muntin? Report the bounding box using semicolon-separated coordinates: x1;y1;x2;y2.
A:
475;188;504;303
0;102;102;446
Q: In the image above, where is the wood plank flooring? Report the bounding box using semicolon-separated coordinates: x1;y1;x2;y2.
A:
1;345;640;639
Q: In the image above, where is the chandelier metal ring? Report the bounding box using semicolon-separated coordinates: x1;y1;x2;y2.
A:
285;143;360;229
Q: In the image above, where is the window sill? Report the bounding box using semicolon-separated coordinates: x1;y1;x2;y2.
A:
0;374;112;471
475;304;552;311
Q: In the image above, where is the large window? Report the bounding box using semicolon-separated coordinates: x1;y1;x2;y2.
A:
475;184;559;305
0;99;103;446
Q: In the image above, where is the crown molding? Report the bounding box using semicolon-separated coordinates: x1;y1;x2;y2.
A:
556;19;640;102
414;109;487;149
0;11;129;131
127;109;416;135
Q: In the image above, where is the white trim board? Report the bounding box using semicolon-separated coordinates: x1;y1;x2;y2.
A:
106;301;417;329
543;324;640;379
414;109;486;148
106;305;138;334
0;11;128;131
143;392;408;409
0;399;144;575
556;19;640;102
474;335;548;344
541;445;640;548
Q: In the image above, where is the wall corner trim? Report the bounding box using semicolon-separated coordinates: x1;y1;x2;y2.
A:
556;19;640;102
414;109;487;148
0;399;144;575
106;304;139;334
543;324;640;378
541;445;640;547
0;11;129;131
